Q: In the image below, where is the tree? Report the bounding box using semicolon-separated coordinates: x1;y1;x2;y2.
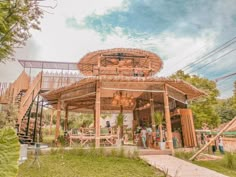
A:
0;104;18;129
0;0;43;61
216;98;236;123
0;127;20;177
153;111;164;142
171;70;221;129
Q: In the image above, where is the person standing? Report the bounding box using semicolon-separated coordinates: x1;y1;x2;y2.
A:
210;135;216;155
140;126;147;149
218;136;225;154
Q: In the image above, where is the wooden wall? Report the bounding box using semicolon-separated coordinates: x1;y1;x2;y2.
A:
179;109;197;147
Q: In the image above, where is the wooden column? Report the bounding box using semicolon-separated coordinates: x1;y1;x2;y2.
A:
49;109;54;135
163;84;174;152
95;80;101;147
93;109;96;128
64;105;68;131
150;98;155;131
55;98;61;140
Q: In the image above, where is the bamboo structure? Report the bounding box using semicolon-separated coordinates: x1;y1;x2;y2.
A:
0;48;206;149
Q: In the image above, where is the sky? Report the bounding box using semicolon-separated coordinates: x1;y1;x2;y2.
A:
0;0;236;98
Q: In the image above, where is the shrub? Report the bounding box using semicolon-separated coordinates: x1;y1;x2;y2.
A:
224;152;235;169
0;127;20;177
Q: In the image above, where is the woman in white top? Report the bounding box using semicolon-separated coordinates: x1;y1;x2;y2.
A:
218;136;224;154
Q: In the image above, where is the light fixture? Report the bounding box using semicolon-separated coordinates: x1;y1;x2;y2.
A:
112;91;134;107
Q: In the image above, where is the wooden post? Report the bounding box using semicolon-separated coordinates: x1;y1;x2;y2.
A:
150;98;155;132
64;105;68;131
33;95;40;143
94;108;96;128
49;109;54;135
55;98;61;141
163;84;174;152
95;80;101;147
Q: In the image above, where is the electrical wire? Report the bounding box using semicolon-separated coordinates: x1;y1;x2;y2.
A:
188;48;236;74
180;36;236;71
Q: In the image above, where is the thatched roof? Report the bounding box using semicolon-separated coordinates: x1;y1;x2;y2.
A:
78;48;163;76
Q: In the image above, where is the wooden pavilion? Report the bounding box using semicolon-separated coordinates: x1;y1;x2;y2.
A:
41;48;205;151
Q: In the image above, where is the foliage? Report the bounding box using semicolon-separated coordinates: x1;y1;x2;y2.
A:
171;70;221;129
153;111;164;126
18;149;163;177
116;113;125;126
216;98;236;123
175;151;195;160
101;113;112;119
0;0;43;61
0;127;20;177
57;135;67;146
193;155;236;177
224;152;235;169
0;104;18;129
43;109;93;129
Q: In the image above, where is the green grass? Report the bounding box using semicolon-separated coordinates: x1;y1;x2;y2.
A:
193;159;236;177
175;151;236;177
18;149;163;177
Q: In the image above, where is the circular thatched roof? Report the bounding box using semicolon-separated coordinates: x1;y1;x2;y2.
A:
78;48;163;76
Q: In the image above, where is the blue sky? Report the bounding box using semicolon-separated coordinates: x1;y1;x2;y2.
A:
0;0;236;98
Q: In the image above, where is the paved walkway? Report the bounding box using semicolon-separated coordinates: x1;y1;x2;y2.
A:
140;155;228;177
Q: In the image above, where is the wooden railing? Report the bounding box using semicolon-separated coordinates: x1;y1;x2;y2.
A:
41;72;83;90
18;72;42;126
0;71;30;104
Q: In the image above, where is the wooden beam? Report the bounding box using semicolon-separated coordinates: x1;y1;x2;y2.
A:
163;84;174;153
101;87;164;93
150;98;155;131
68;103;95;111
95;80;101;147
61;92;96;101
64;105;68;131
55;98;61;141
166;83;186;96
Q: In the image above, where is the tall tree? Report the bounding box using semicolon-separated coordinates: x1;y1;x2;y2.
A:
0;0;43;61
216;98;236;123
171;70;221;129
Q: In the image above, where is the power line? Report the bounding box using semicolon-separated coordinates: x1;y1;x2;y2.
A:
188;48;236;74
215;72;236;82
180;36;236;72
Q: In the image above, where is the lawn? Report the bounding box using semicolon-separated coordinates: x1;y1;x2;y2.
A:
193;159;236;177
18;149;164;177
175;151;236;177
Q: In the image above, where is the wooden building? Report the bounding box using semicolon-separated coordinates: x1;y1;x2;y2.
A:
0;48;205;151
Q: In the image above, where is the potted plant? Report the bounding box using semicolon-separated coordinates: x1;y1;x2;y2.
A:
153;111;166;150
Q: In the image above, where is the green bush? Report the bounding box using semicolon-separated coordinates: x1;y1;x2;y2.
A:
0;127;20;177
224;152;235;169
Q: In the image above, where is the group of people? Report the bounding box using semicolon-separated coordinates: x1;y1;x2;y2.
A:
201;133;225;154
137;125;165;149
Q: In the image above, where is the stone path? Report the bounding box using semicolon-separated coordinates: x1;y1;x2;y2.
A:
140;155;228;177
